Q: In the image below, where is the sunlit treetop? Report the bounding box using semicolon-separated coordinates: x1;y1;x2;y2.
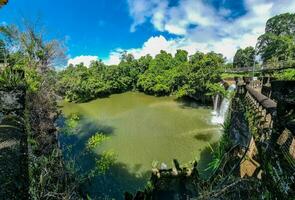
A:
0;0;8;8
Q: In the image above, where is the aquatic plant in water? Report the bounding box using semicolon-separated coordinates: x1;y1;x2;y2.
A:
62;113;80;135
95;150;117;174
86;133;109;150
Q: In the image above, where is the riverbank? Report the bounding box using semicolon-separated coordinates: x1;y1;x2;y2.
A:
0;84;82;199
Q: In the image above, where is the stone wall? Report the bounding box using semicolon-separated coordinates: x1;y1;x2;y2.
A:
0;87;28;199
242;78;295;198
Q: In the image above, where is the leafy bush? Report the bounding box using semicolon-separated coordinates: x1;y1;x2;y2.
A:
206;83;227;98
274;69;295;80
207;132;232;171
0;67;25;89
23;67;41;92
29;147;81;200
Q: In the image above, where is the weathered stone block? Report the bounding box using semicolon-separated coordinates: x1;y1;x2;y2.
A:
0;89;25;112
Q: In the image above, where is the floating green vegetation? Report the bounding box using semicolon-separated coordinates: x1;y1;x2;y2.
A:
86;133;109;150
62;113;80;135
66;113;80;129
95;150;117;174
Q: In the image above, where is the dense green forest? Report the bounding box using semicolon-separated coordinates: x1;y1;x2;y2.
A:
57;50;225;102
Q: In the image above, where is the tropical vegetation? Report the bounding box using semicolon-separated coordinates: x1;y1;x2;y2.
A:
257;13;295;67
0;10;295;200
57;50;226;102
233;46;255;68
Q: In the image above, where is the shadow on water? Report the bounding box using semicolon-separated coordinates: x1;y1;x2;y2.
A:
194;132;213;142
57;115;150;200
58;114;115;154
174;97;212;110
86;162;150;199
197;143;217;179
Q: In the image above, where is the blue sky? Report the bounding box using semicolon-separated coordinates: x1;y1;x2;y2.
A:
0;0;294;66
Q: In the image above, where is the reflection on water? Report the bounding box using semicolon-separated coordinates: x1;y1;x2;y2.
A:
59;92;221;199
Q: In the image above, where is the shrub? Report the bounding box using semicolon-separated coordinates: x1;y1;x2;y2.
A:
0;67;25;89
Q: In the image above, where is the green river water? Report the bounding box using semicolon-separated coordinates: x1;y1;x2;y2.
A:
60;92;221;199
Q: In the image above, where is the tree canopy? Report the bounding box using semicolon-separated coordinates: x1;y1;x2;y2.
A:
256;13;295;67
0;24;65;91
57;50;225;102
233;46;255;68
0;0;8;8
0;39;7;64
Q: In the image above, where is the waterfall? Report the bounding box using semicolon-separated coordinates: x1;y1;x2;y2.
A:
213;94;220;114
211;84;236;125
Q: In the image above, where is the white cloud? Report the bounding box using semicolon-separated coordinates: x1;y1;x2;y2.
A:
129;35;176;57
103;36;209;65
103;51;122;65
67;55;98;67
164;23;186;35
128;0;169;32
123;0;295;61
66;1;295;67
103;36;174;65
103;33;260;65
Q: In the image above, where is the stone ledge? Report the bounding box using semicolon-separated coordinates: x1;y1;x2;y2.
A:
246;85;277;112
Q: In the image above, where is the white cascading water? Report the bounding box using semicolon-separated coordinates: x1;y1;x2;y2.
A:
211;84;236;125
213;94;220;112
